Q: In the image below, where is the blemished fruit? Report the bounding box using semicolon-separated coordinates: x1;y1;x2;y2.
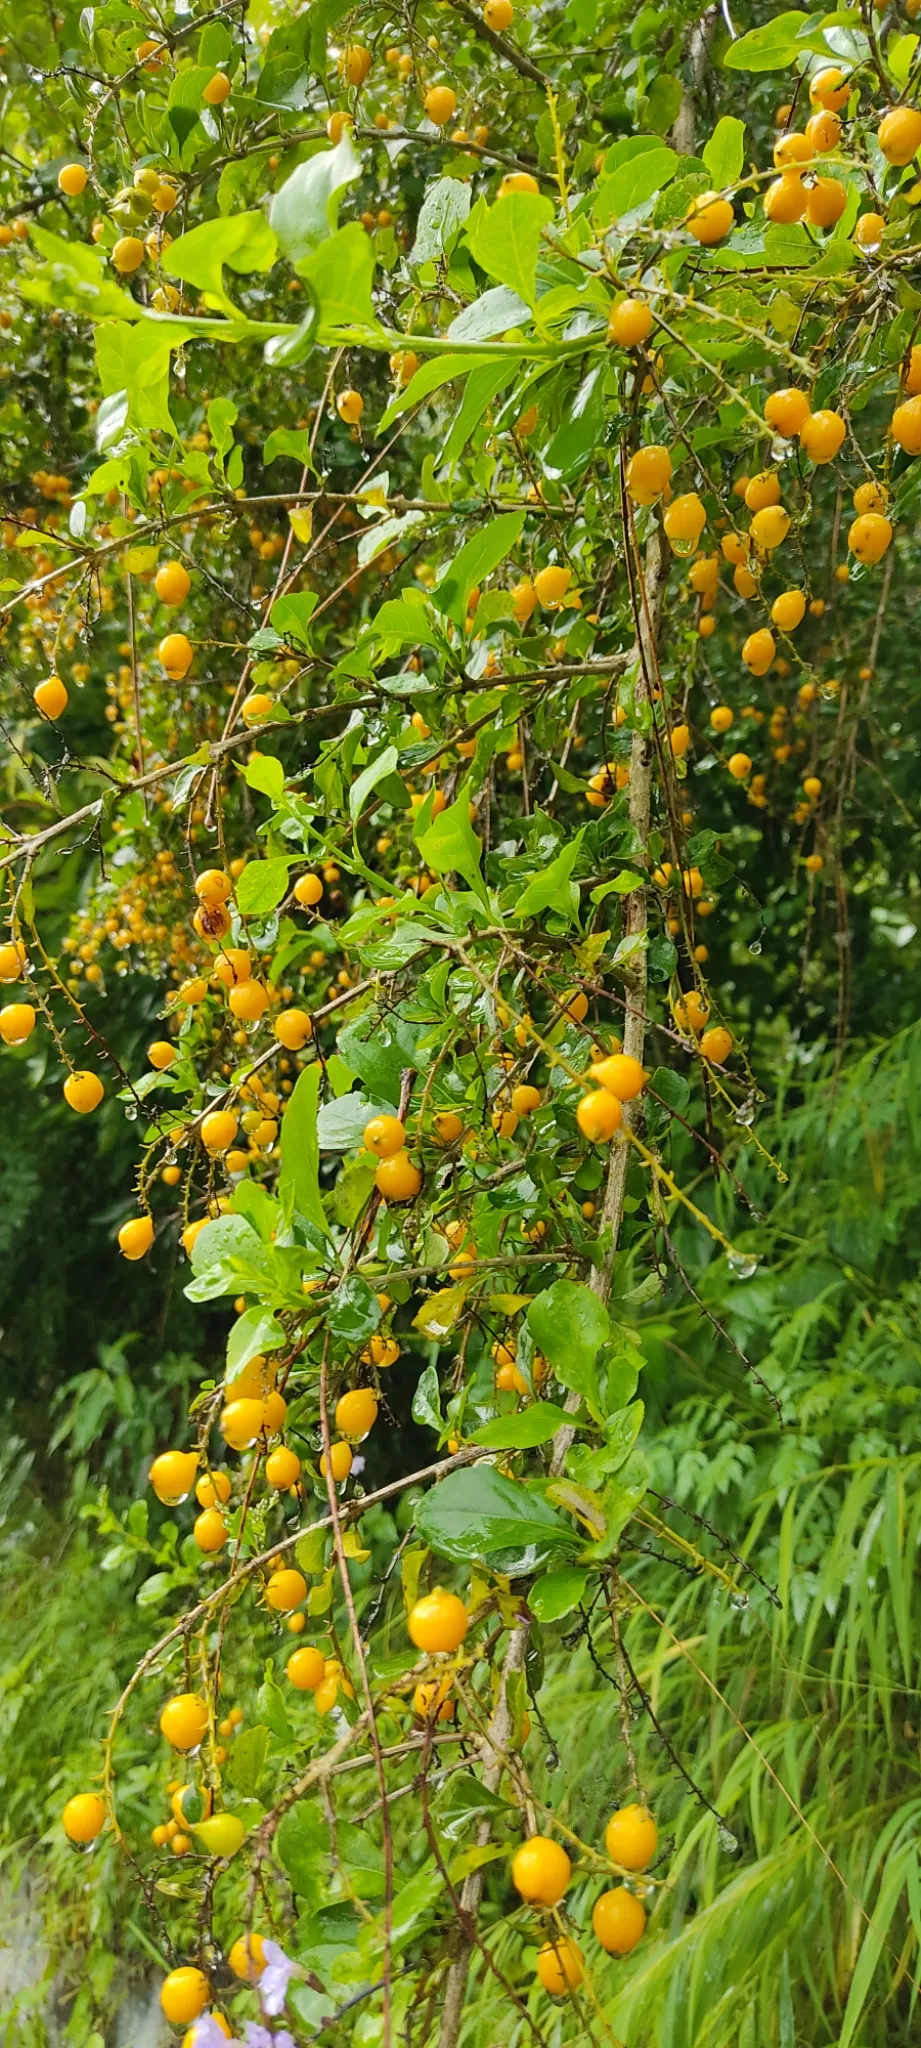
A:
605;1802;658;1870
408;1588;469;1653
62;1792;106;1844
764;174;807;224
63;1070;104;1114
592;1886;646;1954
806;178;846;228
337;387;364;424
536;1937;584;1995
160;1968;211;2025
484;0;513;24
750;505;790;550
274;1008;312;1050
511;1835;572;1905
159;1693;209;1751
673;989;710;1033
848;512;892;563
335;1387;378;1438
150;1450;199;1504
742;629;775;676
340;43;371;84
810;65;849;111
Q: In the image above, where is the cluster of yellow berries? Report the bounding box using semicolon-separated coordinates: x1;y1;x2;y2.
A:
512;1801;658;1993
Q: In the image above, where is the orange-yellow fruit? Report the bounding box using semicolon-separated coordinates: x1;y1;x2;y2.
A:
0;1004;33;1047
853;479;887;515
803;775;822;799
409;1588;469;1653
854;211;885;253
274;1008;312;1050
710;705;733;733
294;872;323;906
220;1399;269;1451
0;941;26;982
159;632;193;679
728;752;752;780
742;628;775;676
112;236;145;273
118;1214;154;1260
625;444;671;505
58;162;89;197
591;1053;645;1101
605;1802;658;1870
663;492;706;554
499;171;539;196
536;1938;584;1995
335;1387;378;1439
764;388;811;439
375;1151;421;1202
340;44;372;84
592;1887;646;1954
159;1693;208;1751
265;1568;307;1613
685;192;733;244
150;1450;198;1505
202;70;232;104
848;512;892;564
533;564;571;608
364;1114;406;1158
750;505;790;552
286;1647;326;1691
700;1026;733;1064
799;409;845;463
196;1469;231;1509
673;989;710;1034
320;1439;353;1482
805;108;841;152
62;1792;106;1844
511;1836;572;1906
764;174;807;224
228;1934;266;1981
265;1446;301;1490
576;1090;622;1142
771;589;806;632
810;66;850;112
878;106;921;166
34;675;68;719
424;85;457;125
806;178;846;228
607;297;653;348
63;1070;104;1114
160;1968;210;2025
891;394;921;454
155;559;191;606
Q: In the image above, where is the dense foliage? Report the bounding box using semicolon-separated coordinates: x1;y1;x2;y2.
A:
2;0;921;2044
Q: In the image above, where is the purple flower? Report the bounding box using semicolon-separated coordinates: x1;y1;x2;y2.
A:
259;1940;297;2017
242;2029;272;2048
190;2023;241;2048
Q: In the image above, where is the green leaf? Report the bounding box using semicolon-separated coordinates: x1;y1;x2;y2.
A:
514;831;584;922
270;135;361;266
368;596;440;649
464;190;554;309
380;351;492;432
350;745;401;824
95;323;182;438
414;1465;575;1575
327;1275;381;1343
21;227;137;321
702;116;746;188
301;222;380;336
412;1363;444;1431
723;10;808;70
414;788;485;900
469;1403;578;1449
411;177;472;266
277;1800;327;1904
279;1063;329;1237
226;1724;269;1798
165;212;277;310
264;425;314;466
235;857;293;915
226;1307;286;1377
594;145;676;223
430;510;526;627
528;1281;610;1414
529;1565;589;1621
448;285;530;342
271;591;318;647
241;753;285;800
